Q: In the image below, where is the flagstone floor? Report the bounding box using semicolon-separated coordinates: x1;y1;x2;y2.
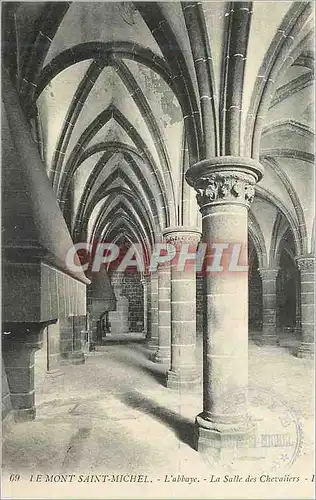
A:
2;335;314;499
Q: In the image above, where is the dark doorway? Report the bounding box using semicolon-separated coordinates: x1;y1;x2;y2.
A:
248;242;263;334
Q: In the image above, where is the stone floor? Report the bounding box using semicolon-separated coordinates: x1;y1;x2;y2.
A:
2;335;315;499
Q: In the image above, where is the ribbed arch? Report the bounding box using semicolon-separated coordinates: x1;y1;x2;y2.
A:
181;1;218;158
134;2;203;162
261;119;314;140
248;211;268;268
262;157;308;252
256;186;303;256
49;60;106;189
36;40;200;163
269;211;283;266
72;144;168;239
113;59;173;175
274;227;297;267
260;149;314;164
90;195;152;253
99;211;151;267
81;184;157;249
109;231;146;273
245;2;313;158
57;104;172;207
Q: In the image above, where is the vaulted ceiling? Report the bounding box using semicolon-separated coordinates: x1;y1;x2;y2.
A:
2;1;315;262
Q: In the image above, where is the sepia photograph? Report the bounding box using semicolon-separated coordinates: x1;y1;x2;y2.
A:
1;1;315;498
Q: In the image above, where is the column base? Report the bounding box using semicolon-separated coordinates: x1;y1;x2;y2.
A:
258;334;278;346
166;369;200;390
13;407;37;422
2;407;36;429
46;368;64;377
60;352;85;365
89;338;96;351
146;339;158;351
150;349;170;364
194;413;256;460
295;342;314;359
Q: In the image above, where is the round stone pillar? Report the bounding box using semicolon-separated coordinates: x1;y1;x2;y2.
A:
147;271;158;351
163;227;201;389
296;255;314;358
141;276;148;335
185;156;263;456
258;268;279;345
151;263;171;364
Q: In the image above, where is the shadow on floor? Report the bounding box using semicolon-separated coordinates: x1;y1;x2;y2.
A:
104;345;167;387
96;337;156;362
120;389;195;449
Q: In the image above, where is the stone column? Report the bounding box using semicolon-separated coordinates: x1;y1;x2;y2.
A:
89;316;97;351
147;271;158;351
2;321;54;421
296;255;314;358
141;275;148;336
258;268;279;345
144;273;152;341
163;227;201;389
96;317;103;343
294;280;301;337
185;156;263;455
151;263;171;363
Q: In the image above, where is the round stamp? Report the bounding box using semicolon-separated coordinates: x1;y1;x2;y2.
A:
200;383;303;475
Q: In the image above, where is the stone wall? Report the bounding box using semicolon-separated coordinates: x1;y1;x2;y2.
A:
110;271;144;332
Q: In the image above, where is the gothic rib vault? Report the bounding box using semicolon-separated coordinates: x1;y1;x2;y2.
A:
1;1;315;457
2;1;314;260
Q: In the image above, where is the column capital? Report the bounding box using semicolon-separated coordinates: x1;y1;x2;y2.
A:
163;226;202;246
185;156;264;211
258;267;280;280
295;255;315;272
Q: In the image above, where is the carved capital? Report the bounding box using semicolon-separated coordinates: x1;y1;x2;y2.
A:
195;173;256;208
163;226;201;247
296;255;315;272
185;156;263;211
258;268;279;281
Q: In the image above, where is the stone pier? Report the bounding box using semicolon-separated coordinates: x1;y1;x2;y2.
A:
296;255;315;358
259;268;279;345
164;226;201;389
186;156;263;456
